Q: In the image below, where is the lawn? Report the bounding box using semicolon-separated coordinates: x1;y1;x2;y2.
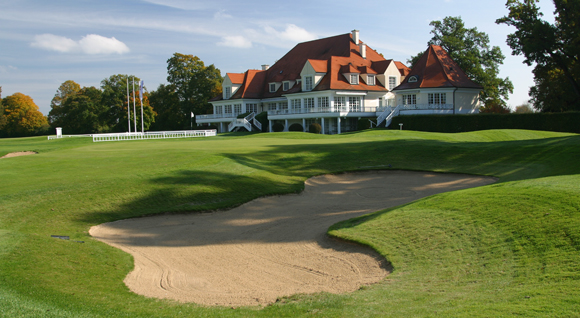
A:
0;129;578;317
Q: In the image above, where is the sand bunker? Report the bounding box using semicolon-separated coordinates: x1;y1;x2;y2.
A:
0;151;37;159
90;170;495;307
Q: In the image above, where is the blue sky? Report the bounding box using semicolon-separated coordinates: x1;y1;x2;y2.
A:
1;0;556;115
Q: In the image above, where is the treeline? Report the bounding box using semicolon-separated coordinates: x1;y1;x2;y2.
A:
0;53;221;138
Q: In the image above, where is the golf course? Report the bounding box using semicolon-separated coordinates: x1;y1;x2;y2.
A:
1;129;579;317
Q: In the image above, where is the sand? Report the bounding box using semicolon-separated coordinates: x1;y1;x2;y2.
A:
0;151;37;159
90;170;495;307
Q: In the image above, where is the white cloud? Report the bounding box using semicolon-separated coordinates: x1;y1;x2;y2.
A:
0;65;18;74
214;10;232;19
217;35;252;48
78;34;130;54
30;34;129;55
31;34;78;53
264;24;317;43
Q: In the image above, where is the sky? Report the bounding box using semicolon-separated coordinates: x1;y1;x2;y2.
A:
0;0;557;115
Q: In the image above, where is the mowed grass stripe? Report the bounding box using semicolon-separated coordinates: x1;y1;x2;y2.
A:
0;129;578;317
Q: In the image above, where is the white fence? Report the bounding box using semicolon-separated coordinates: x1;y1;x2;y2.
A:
48;130;217;142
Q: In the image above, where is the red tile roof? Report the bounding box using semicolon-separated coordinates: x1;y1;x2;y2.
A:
213;32;410;101
394;45;482;90
226;73;245;84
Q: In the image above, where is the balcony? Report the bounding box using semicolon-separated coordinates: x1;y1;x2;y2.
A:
400;104;454;110
267;106;379;116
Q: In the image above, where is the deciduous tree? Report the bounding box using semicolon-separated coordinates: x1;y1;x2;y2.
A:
51;87;107;134
48;80;81;125
0;87;6;131
409;16;514;108
2;93;48;137
497;0;580;112
165;53;222;128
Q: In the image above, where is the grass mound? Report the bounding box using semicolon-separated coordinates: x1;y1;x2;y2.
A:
0;129;578;317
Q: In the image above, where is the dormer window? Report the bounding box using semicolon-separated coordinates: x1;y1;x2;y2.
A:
389;76;397;90
350;74;359;85
408;75;418;83
269;83;276;93
225;87;231;99
283;81;290;91
367;75;375;86
304;76;313;91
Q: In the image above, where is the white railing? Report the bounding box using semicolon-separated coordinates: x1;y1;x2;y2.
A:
91;130;216;142
268;106;378;116
400;104;453;110
376;106;393;126
384;105;401;128
253;117;262;131
197;113;241;120
228;119;252;132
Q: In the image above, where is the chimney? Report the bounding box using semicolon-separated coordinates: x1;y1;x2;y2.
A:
359;43;366;59
352;29;360;44
261;64;270;71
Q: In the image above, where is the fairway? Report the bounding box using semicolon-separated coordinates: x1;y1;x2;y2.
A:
1;129;579;317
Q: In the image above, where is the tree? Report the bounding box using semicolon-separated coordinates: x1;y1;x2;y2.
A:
2;93;49;137
166;53;222;128
51;87;107;134
515;103;534;113
100;74;156;132
409;16;514;108
48;80;81;125
0;87;6;131
148;84;182;131
497;0;580;112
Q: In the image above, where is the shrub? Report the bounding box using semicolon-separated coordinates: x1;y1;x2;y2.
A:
272;122;285;132
288;123;303;132
309;123;322;134
255;112;268;132
357;118;371;131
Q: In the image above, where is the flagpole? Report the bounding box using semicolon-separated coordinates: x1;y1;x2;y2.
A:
140;80;144;133
132;78;137;133
127;76;131;133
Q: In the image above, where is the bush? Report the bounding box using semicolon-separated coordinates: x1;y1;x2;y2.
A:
255;112;268;132
309;123;322;134
357;118;371;131
288;123;303;132
388;112;580;134
194;124;217;130
272;122;285;132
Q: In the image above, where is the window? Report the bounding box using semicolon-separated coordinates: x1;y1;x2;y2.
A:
246;103;258;113
349;96;361;111
268;103;277;110
408;75;418;83
318;96;329;108
279;101;288;110
269;83;276;93
224;105;232;114
225;87;231;99
291;99;301;110
304;76;313;91
367;75;375;86
428;93;447;105
350;74;359;85
388;77;397;90
215;105;223;114
234;104;242;115
402;94;417;105
304;98;314;110
283;82;290;91
335;96;346;109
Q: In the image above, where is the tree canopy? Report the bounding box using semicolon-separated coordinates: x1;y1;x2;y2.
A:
497;0;580;112
2;93;48;137
409;16;514;110
0;87;6;131
161;53;222;128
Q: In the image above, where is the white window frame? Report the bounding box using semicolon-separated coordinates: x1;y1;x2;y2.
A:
349;96;361;112
268;103;277;111
304;76;313;91
279;101;288;110
335;96;346;110
234;104;242;115
269;83;276;93
215;105;223;114
225;87;231;99
388;76;397;90
428;93;447;105
402;94;417;105
367;75;375;86
291;99;301;110
304;98;314;110
283;81;290;91
350;74;359;85
224;105;232;114
246;103;258;113
318;96;329;108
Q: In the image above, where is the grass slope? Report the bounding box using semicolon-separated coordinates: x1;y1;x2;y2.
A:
0;129;578;317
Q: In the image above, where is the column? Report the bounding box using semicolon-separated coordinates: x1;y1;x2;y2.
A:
321;118;325;135
337;117;341;134
284;119;288;132
302;118;306;132
269;120;273;133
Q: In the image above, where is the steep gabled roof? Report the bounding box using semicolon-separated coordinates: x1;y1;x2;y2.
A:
394;45;482;90
307;59;328;73
231;69;267;99
226;73;245;84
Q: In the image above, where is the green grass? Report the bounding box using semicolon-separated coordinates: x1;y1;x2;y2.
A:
0;129;579;317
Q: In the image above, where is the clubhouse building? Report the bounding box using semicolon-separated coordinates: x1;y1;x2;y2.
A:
197;30;483;134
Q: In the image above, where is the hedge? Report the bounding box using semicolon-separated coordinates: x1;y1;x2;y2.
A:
389;112;580;134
